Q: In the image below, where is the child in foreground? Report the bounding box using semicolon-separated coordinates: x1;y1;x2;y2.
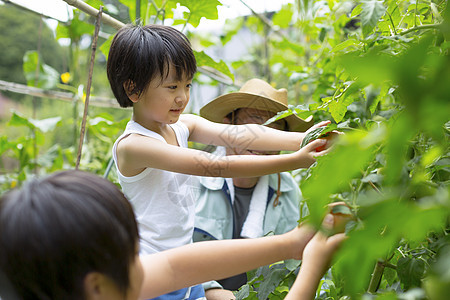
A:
0;170;346;300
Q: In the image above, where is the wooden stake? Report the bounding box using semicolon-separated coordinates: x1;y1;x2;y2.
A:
75;6;103;169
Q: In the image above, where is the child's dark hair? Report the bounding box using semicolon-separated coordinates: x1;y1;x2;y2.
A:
107;24;197;107
0;170;140;300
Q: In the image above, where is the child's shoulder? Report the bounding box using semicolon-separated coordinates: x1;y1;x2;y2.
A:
179;113;202;130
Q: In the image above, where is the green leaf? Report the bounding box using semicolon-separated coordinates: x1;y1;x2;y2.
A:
273;4;294;28
302;129;379;227
397;257;426;289
300;123;338;148
331;39;360;52
100;34;114;61
29;117;62;133
0;136;12;157
257;268;288;299
329;96;355;123
55;11;95;41
351;3;363;17
8;111;34;129
23;51;60;90
360;0;387;36
119;0;149;23
194;50;234;82
178;0;221;28
337;48;395;86
335;195;447;296
384;113;415;186
331;204;352;215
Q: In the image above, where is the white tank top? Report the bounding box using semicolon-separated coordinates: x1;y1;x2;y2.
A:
112;120;196;255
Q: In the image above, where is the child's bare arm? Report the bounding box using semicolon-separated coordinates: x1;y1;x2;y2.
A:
285;215;347;300
138;224;316;299
116;133;327;177
181;114;330;152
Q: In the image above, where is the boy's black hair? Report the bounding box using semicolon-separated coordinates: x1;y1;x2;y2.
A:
0;170;140;300
107;24;197;107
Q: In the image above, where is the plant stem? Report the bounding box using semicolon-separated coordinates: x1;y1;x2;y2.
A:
367;260;385;293
182;12;191;32
385;11;398;35
399;23;442;36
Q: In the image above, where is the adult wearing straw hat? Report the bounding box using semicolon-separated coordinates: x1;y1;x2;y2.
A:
193;79;314;300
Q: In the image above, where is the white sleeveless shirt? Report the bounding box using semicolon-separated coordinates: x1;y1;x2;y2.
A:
112;120;196;255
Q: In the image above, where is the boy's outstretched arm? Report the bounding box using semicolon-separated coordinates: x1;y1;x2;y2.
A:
138;224;317;299
117;133;327;178
181;114;330;152
285;215;347;300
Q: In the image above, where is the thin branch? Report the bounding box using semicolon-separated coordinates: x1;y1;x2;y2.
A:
398;23;442;36
368;180;382;194
385;11;398;35
62;0;124;29
76;6;103;169
238;0;288;40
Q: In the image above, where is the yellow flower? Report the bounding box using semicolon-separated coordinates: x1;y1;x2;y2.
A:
301;84;309;92
61;72;71;84
10;180;17;189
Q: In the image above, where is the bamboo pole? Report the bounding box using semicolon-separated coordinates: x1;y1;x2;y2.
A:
62;0;125;29
75;6;103;169
0;80;118;108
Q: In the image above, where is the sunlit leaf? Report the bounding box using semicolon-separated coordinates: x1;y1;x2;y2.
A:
194;50;234;82
360;0;386;36
178;0;221;28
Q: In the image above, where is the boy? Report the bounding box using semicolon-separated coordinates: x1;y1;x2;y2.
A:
0;170;345;300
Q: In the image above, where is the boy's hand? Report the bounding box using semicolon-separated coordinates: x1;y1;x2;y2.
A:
301;121;343;153
293;138;328;168
302;214;347;274
327;202;354;234
314;130;342;152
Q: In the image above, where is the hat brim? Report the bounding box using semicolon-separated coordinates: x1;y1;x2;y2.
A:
200;92;314;132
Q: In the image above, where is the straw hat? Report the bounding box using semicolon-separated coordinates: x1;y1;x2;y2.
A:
200;78;314;132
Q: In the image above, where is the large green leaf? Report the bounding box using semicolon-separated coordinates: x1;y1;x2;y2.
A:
194;50;234;82
302;128;380;227
178;0;221;28
23;51;60;90
358;0;387;37
273;3;294;28
29;117;62;133
55;11;95;41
